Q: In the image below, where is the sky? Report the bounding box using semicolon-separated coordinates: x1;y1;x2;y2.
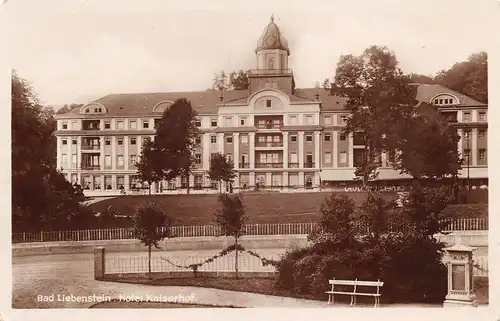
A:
3;0;496;107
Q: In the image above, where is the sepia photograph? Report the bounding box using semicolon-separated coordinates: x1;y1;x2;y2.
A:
8;0;495;316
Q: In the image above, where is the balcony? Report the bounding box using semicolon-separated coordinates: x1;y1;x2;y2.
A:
255;141;283;148
256;123;283;130
304;162;315;169
82;120;101;131
81;165;100;170
255;163;283;168
81;144;100;151
247;69;293;76
239;163;250;168
288;163;299;168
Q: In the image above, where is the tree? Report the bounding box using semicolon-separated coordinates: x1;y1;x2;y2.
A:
408;73;436;84
316;193;356;245
331;46;418;187
389;102;462;181
12;71;91;232
322;78;331;91
133;203;174;279
214;193;247;277
356;192;395;239
135;138;163;195
212;69;249;91
154;98;199;194
207;153;236;193
435;52;487;103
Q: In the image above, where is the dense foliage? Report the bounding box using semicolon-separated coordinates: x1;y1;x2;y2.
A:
212;69;249;91
275;185;449;304
207;152;236;193
12;72;93;232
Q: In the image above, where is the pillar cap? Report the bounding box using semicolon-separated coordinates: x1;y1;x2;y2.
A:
444;243;475;253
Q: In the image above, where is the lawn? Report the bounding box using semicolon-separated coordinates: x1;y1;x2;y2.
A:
89;191;397;226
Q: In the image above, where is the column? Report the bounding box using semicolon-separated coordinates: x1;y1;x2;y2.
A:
314;131;321;169
283;172;289;187
202;133;210;170
111;136;117;170
457;110;463;123
124;136;129;170
471;128;478;166
348;133;354;168
100;136;104;170
233;133;240;169
298;132;304;168
77;137;82;170
283;132;289;168
249;132;256;168
381;152;388;168
457;129;464;159
332;131;338;168
56;137;62;169
124;175;130;192
249;172;255;186
298;172;305;186
100;174;105;191
77;172;81;185
111;175;116;191
137;135;143;154
217;133;224;153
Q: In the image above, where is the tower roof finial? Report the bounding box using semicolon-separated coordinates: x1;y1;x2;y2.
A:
270;14;274;22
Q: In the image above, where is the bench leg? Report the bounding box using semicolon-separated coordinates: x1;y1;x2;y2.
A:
350;295;354;306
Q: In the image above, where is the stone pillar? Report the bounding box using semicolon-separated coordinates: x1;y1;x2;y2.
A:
332;131;338;168
124;136;129;170
314;131;321;169
100;136;104;170
283;172;289;187
298;132;304;168
443;243;477;307
217;133;224;153
202;133;210;170
457;129;464;159
283;132;289;169
233;133;240;169
56;136;62;169
111;136;116;170
94;247;105;280
249;133;256;169
471;129;478;166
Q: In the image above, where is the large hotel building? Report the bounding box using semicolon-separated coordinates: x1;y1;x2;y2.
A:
55;18;488;196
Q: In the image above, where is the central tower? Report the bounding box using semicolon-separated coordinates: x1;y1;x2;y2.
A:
248;16;295;95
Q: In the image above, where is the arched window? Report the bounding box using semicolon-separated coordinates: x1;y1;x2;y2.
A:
268;58;274;70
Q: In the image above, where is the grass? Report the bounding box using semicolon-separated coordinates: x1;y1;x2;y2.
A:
90;300;243;308
474;276;488;304
89;192;397;226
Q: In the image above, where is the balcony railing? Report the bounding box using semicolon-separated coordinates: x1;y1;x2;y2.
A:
247;69;293;76
288;163;299;168
81;144;100;151
239;163;250;168
304;162;315;168
255;142;283;147
256;123;283;130
255;163;283;168
81;165;100;170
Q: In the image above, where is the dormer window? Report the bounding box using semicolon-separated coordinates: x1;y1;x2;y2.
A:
433;94;458;106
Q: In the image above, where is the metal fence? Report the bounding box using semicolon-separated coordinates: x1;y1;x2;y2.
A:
12;218;487;244
105;252;280;274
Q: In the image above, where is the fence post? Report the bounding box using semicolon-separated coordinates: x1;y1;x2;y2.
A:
40;231;44;242
22;232;26;243
94;247;105;279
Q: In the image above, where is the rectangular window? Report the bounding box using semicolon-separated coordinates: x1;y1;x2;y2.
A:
479;149;486;160
305;115;313;124
258;136;266;143
289;115;297;125
71;154;77;167
211;136;217;144
61;154;68;167
324;152;331;163
117;121;124;130
62;122;68;129
143;121;149;129
290;135;297;142
478;130;486;139
224;117;233;127
325;134;331;142
266;99;272;107
62;139;67;145
240;117;247;126
195;136;201;144
439;99;443;104
273;135;280;143
195;120;202;127
105;155;111;167
241;135;248;144
340;152;347;164
72;139;77;145
104;121;111;129
444;99;449;104
478;112;486;121
339;115;347;125
195;153;202;164
226;136;233;144
211;119;218;127
259;153;266;164
290;152;298;163
130;155;137;166
289;174;299;186
434;99;439;104
117;138;123;146
129;120;137;129
340;133;346;141
464;149;471;162
306;135;313;142
324;116;332;125
130;137;136;145
463;112;471;121
117;155;124;167
105;138;111;146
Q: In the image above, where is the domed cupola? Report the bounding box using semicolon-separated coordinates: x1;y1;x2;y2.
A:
255;16;290;55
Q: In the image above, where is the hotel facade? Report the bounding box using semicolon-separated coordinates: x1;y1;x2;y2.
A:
55;18;488;196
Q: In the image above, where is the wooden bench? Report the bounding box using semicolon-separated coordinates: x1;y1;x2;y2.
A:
326;278;383;307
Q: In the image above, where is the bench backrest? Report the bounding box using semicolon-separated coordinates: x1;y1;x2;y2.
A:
329;279;384;287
